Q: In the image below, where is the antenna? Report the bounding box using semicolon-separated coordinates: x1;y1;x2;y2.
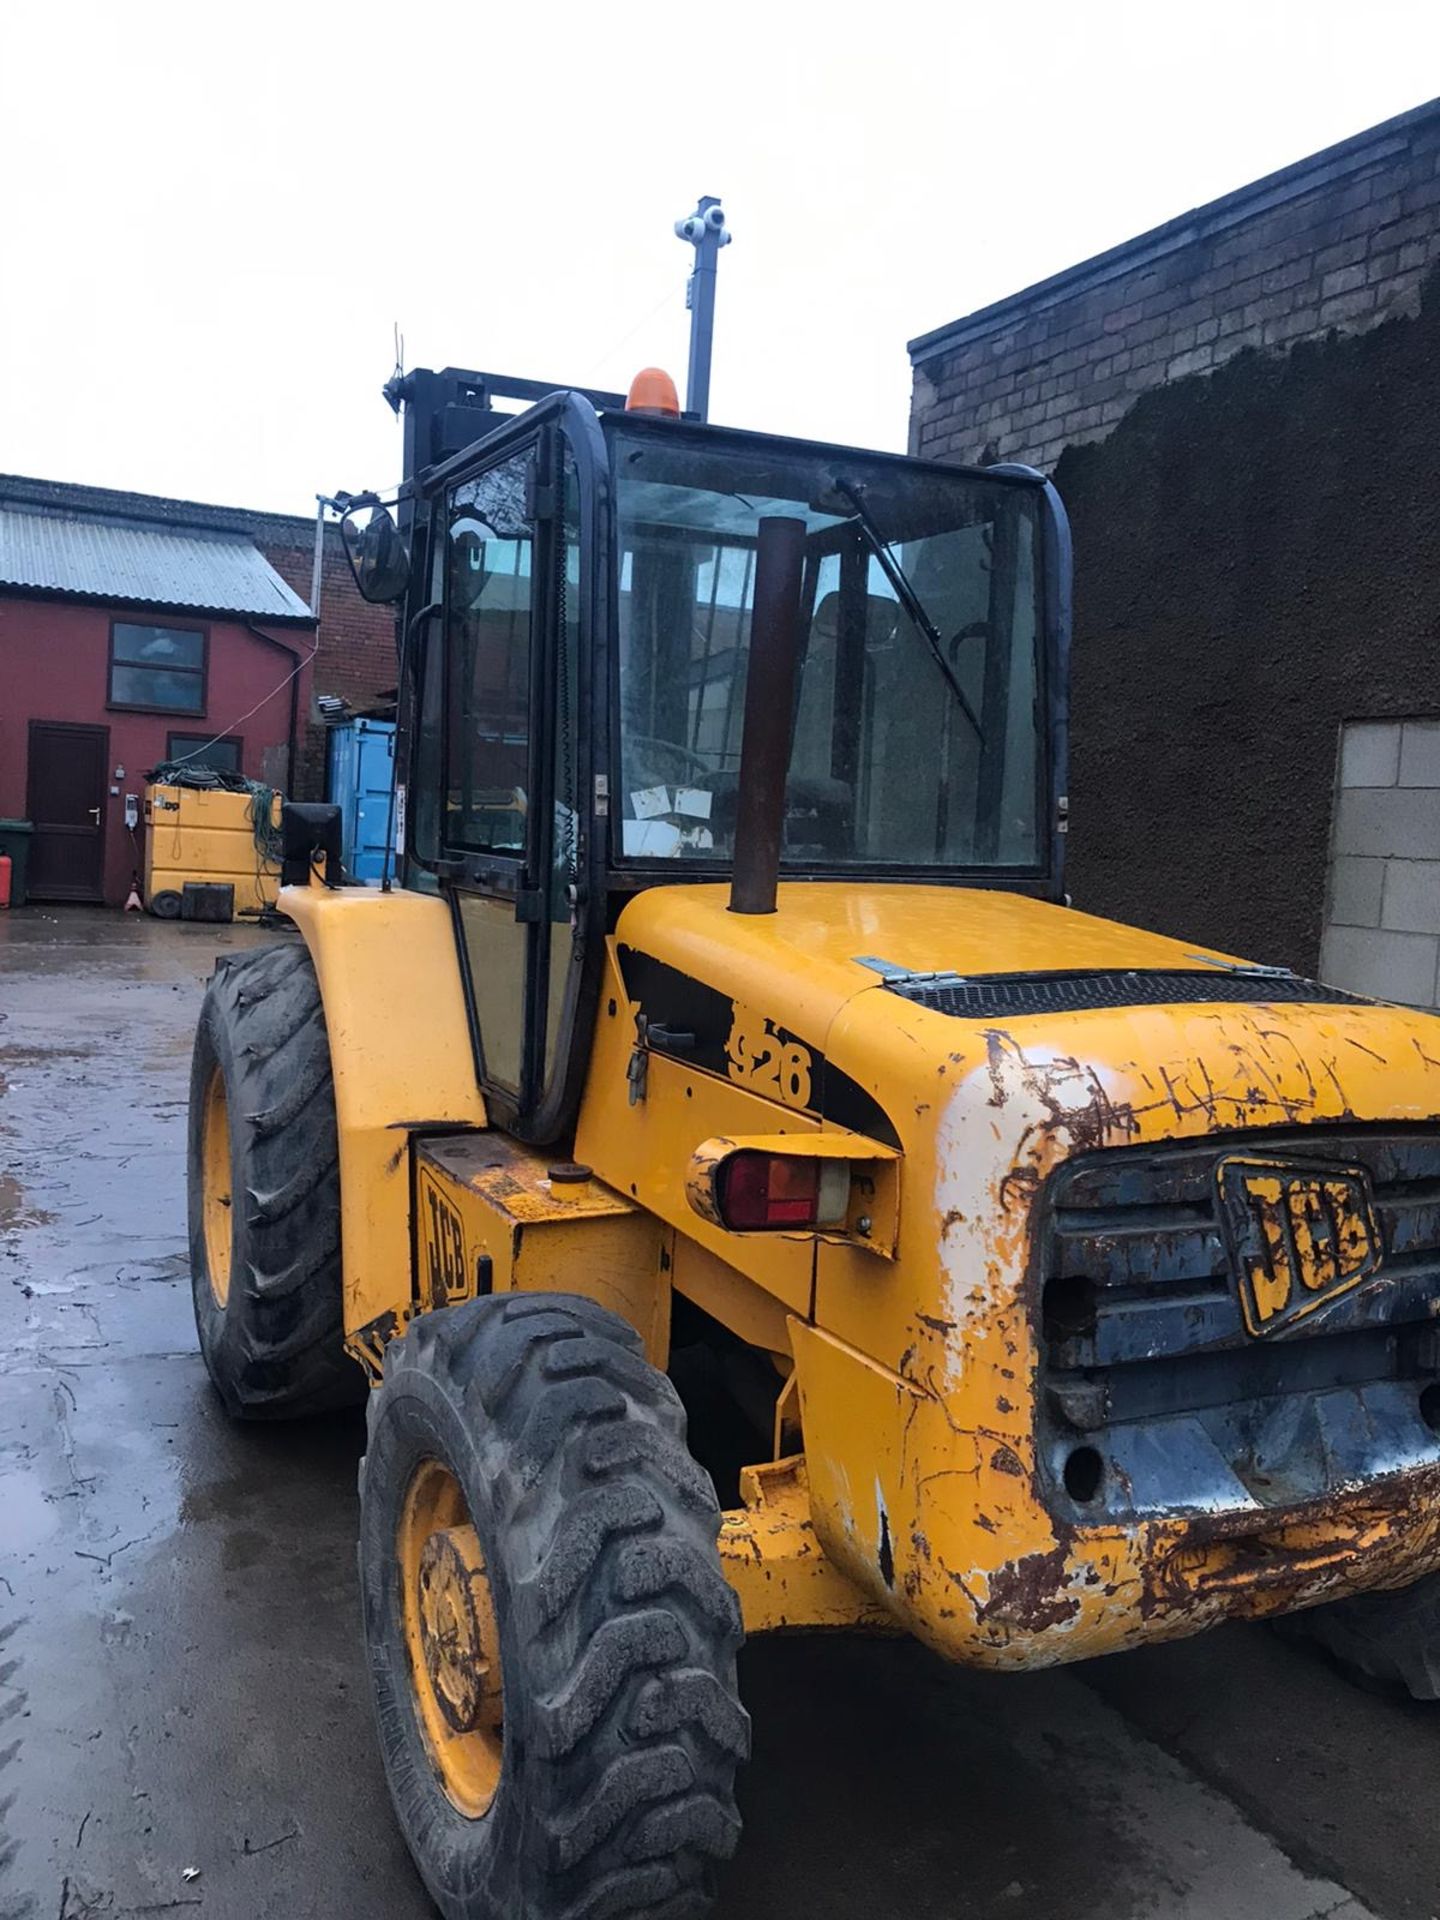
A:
674;195;731;422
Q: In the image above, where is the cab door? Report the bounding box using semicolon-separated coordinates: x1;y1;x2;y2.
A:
436;426;586;1137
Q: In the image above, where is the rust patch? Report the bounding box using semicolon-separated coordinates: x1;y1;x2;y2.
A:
983;1030;1013;1108
990;1444;1024;1478
1141;1464;1440;1626
981;1546;1079;1633
998;1163;1042;1215
999;1046;1140;1211
684;1135;737;1227
917;1312;956;1335
348;1307;400;1382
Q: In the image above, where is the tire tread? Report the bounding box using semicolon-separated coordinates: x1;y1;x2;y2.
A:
364;1292;745;1920
1286;1569;1440;1699
188;938;360;1418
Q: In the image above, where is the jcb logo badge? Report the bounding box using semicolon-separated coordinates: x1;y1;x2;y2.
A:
419;1169;469;1309
1216;1156;1382;1338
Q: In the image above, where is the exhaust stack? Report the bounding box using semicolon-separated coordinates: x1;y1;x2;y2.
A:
729;515;806;915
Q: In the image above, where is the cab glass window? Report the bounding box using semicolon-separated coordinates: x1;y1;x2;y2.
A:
612;427;1043;869
444;454;534;855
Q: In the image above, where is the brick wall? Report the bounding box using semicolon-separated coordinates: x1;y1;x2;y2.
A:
255;525;397;713
982;252;1440;979
253;526;397;803
909;99;1440;472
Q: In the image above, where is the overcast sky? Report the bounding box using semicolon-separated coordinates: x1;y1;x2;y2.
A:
3;2;1438;517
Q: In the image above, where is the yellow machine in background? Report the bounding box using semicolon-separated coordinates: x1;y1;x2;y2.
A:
144;782;281;919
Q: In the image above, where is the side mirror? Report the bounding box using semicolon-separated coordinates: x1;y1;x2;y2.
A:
341;502;410;604
811;589;901;654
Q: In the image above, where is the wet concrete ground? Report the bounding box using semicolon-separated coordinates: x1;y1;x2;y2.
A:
0;906;1436;1920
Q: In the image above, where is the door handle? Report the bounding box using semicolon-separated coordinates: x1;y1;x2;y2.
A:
88;807;101;823
647;1023;696;1056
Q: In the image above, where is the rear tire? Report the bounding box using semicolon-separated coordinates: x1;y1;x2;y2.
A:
187;939;362;1418
360;1293;748;1920
1284;1573;1440;1700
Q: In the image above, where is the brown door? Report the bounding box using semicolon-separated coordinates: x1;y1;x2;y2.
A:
27;722;109;901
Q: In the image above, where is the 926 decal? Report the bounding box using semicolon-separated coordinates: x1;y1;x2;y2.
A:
725;1006;813;1109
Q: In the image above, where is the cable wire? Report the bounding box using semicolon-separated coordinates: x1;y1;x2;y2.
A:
578;281;684;386
165;632;320;772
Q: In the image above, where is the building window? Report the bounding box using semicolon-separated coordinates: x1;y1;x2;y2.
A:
166;732;242;775
109;621;206;713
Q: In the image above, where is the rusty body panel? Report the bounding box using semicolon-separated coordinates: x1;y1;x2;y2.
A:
718;1455;896;1636
574;880;1440;1667
287;871;1440;1663
415;1134;671;1365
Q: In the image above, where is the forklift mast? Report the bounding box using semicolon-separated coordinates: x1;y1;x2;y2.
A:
383;368;627;556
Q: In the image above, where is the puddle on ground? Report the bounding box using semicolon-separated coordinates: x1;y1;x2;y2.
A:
117;1253;190;1283
0;1172;55;1230
0;1044;98;1066
0;1467;61;1551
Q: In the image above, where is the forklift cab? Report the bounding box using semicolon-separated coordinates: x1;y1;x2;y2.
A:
369;371;1071;1145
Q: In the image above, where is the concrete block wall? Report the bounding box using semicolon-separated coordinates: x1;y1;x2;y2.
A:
1321;720;1440;1006
909;99;1440;472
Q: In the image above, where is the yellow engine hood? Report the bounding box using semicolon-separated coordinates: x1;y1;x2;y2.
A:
606;880;1440;1670
612;880;1254;1056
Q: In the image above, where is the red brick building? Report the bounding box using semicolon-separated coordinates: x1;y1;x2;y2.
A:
0;474;397;905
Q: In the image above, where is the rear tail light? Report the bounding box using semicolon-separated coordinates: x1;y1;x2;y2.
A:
715;1151;850;1231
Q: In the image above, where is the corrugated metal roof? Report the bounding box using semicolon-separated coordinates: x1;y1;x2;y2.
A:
0;504;313;621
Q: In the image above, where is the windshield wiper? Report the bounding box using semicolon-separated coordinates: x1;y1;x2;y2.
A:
834;478;984;744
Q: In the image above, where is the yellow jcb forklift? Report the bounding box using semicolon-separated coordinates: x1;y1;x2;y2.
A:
189;342;1440;1916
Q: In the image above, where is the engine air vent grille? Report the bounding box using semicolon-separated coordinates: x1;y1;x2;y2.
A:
877;969;1364;1018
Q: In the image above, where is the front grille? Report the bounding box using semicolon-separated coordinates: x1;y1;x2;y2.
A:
1037;1128;1440;1519
883;968;1364;1018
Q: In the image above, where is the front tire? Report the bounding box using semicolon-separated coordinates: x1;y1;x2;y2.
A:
360;1293;748;1920
187;939;362;1418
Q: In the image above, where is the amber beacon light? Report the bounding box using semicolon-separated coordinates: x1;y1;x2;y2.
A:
625;367;681;416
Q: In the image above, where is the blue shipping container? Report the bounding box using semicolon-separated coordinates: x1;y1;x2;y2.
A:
327;718;397;885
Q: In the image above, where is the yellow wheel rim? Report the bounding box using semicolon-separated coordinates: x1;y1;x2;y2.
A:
398;1460;504;1818
201;1066;234;1310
